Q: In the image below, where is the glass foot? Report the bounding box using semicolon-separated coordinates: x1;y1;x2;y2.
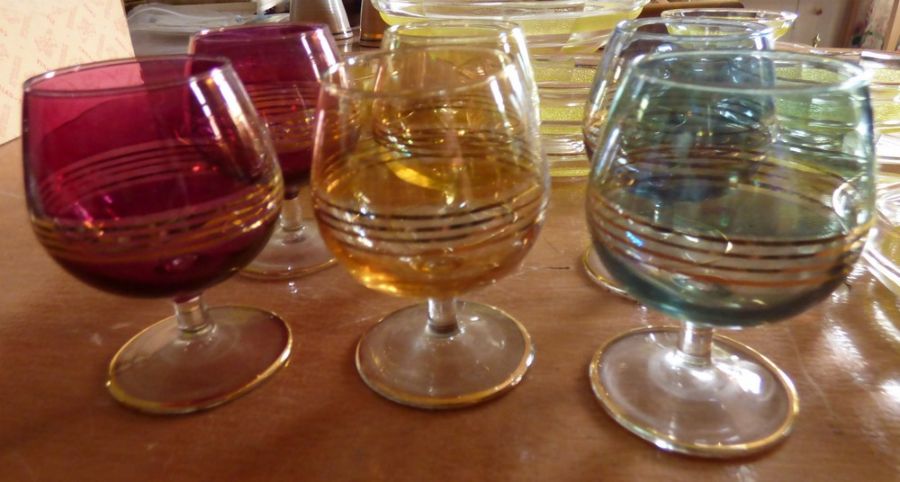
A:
356;301;535;409
107;306;292;414
242;221;336;279
583;247;633;299
589;326;798;457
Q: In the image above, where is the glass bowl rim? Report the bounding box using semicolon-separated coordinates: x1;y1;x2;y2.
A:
23;55;237;98
321;46;524;100
660;8;799;22
628;50;869;96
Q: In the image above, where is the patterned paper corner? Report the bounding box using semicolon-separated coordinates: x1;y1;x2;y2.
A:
0;0;134;144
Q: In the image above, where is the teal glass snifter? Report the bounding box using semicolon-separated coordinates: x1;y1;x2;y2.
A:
586;50;875;457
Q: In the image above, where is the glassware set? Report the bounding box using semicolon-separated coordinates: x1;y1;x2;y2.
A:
21;5;878;459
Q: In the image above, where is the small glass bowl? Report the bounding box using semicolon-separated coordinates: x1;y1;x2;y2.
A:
777;44;900;164
373;0;649;53
662;8;797;39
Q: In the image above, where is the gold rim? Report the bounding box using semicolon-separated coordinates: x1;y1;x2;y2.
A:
356;302;535;410
581;247;633;299
588;326;799;458
106;306;293;415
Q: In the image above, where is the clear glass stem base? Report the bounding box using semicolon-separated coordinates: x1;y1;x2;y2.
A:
582;246;633;299
241;220;336;280
356;300;535;409
589;326;799;457
107;305;292;414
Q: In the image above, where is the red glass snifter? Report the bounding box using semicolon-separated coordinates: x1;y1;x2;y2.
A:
23;56;290;414
191;23;340;279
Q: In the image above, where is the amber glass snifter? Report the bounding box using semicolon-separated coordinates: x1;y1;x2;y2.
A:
313;47;548;409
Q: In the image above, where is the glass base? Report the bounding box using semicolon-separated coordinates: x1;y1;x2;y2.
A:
107;306;292;414
589;326;799;457
582;247;633;299
356;301;535;409
242;221;336;279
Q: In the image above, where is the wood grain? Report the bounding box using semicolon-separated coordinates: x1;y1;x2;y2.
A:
0;139;897;481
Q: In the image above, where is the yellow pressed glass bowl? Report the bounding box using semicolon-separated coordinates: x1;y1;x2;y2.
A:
373;0;649;53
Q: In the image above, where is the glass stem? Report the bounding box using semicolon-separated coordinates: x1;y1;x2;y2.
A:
173;294;213;335
426;297;460;336
676;321;714;368
280;194;307;234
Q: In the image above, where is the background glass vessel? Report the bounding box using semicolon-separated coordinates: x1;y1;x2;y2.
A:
313;47;548;409
191;23;340;279
23;56;289;413
581;16;774;296
586;50;874;456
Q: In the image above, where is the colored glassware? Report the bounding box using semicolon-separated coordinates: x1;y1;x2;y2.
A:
23;56;290;413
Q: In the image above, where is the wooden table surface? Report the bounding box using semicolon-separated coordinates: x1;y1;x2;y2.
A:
0;137;898;481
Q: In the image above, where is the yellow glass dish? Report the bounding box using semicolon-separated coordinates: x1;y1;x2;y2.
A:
374;0;649;53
